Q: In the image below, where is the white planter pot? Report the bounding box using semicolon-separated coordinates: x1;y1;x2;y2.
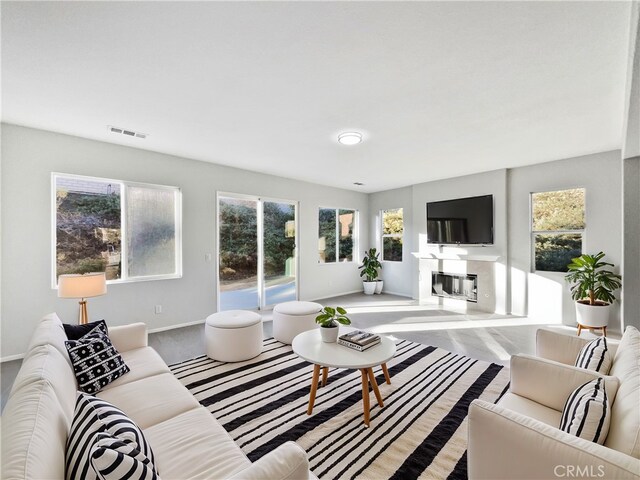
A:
363;282;376;295
320;325;339;343
375;281;383;294
575;301;611;328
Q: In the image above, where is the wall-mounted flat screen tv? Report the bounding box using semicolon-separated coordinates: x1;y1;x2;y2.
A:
427;194;494;245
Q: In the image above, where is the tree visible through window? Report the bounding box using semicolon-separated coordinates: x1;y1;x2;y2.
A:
532;188;585;272
382;208;403;261
318;208;356;263
54;174;181;284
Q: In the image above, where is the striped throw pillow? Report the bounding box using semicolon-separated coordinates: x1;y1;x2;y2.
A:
575;337;612;374
65;324;130;394
66;393;158;480
90;434;159;480
559;378;610;444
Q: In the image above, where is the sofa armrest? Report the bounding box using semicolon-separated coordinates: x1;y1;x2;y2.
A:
227;441;310;480
510;355;620;410
468;400;640;480
108;323;148;352
536;328;591;365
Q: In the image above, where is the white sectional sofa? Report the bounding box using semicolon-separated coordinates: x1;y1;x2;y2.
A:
468;326;640;479
2;313;312;479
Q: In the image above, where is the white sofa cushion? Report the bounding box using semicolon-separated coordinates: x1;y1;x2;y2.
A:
497;392;562;426
97;372;199;429
560;378;611;445
144;407;251;479
575;336;612;374
9;344;77;422
1;380;70;480
27;313;72;362
606;326;640;458
100;346;170;392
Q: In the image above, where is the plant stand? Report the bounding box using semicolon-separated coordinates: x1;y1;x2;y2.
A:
577;323;607;337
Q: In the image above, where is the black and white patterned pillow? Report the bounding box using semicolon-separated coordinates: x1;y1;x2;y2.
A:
90;434;159;480
65;324;130;394
66;393;158;480
64;319;108;340
575;337;612;374
559;378;610;445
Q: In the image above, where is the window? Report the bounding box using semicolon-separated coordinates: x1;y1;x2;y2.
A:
53;174;181;285
381;208;403;261
318;208;356;263
531;188;585;272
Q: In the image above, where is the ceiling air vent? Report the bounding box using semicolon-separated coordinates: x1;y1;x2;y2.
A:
108;126;148;139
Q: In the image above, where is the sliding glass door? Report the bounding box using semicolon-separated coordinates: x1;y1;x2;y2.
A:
218;194;297;311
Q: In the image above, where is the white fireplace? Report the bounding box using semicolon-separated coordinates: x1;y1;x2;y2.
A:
415;252;505;314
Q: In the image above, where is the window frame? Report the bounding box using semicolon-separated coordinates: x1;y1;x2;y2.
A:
51;172;182;288
530;188;585;273
381;208;404;262
317;206;358;264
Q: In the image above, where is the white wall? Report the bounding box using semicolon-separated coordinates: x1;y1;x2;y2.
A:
622;157;640;330
508;150;623;332
1;124;369;359
367;186;413;297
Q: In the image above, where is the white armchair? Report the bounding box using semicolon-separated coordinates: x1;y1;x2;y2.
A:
468;327;640;480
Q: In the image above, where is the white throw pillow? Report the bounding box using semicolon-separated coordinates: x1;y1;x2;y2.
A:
575;337;612;374
559;378;610;445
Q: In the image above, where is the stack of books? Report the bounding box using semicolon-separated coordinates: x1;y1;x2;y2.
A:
338;330;381;352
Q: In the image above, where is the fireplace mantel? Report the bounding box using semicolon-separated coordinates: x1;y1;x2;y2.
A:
411;252;500;262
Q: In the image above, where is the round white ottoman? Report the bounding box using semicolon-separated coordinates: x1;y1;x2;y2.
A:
273;301;322;344
205;310;262;362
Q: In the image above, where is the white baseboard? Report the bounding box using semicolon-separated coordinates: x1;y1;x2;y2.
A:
306;289;362;302
1;352;26;363
382;290;413;298
148;318;205;334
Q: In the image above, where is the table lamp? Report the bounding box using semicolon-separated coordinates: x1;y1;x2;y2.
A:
58;272;107;324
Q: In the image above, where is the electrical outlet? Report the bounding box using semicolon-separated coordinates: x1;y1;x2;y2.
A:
205;253;212;262
155;305;162;314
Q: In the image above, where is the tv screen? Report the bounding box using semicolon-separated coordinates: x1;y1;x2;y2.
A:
427;194;494;245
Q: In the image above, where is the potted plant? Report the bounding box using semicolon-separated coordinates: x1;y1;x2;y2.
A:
315;306;351;343
565;252;622;334
359;248;382;295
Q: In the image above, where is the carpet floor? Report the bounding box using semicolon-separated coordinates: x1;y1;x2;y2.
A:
170;338;510;480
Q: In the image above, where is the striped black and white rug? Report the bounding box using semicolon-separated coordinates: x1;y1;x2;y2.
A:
170;338;510;480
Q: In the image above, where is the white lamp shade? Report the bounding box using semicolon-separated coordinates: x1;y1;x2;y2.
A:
58;273;107;299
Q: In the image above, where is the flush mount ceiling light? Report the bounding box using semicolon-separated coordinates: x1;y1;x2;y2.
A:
337;132;362;146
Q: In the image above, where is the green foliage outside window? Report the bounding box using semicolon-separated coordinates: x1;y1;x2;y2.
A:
532;188;585;272
56;186;122;280
382;208;403;262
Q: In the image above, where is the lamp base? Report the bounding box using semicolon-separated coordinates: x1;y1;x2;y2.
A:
79;299;88;325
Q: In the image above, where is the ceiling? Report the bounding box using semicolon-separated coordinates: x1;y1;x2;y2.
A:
1;1;633;193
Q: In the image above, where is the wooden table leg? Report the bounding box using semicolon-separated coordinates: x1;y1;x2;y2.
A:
381;363;391;384
322;367;328;387
367;368;384;407
603;326;607;337
307;364;321;415
577;324;583;336
360;369;370;427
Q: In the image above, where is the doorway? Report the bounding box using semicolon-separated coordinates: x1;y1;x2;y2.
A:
217;193;298;311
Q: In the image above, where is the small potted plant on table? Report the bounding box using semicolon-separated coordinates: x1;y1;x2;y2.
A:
315;306;351;343
565;251;622;336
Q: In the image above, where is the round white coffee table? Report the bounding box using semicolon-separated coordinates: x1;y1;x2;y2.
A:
292;327;396;427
